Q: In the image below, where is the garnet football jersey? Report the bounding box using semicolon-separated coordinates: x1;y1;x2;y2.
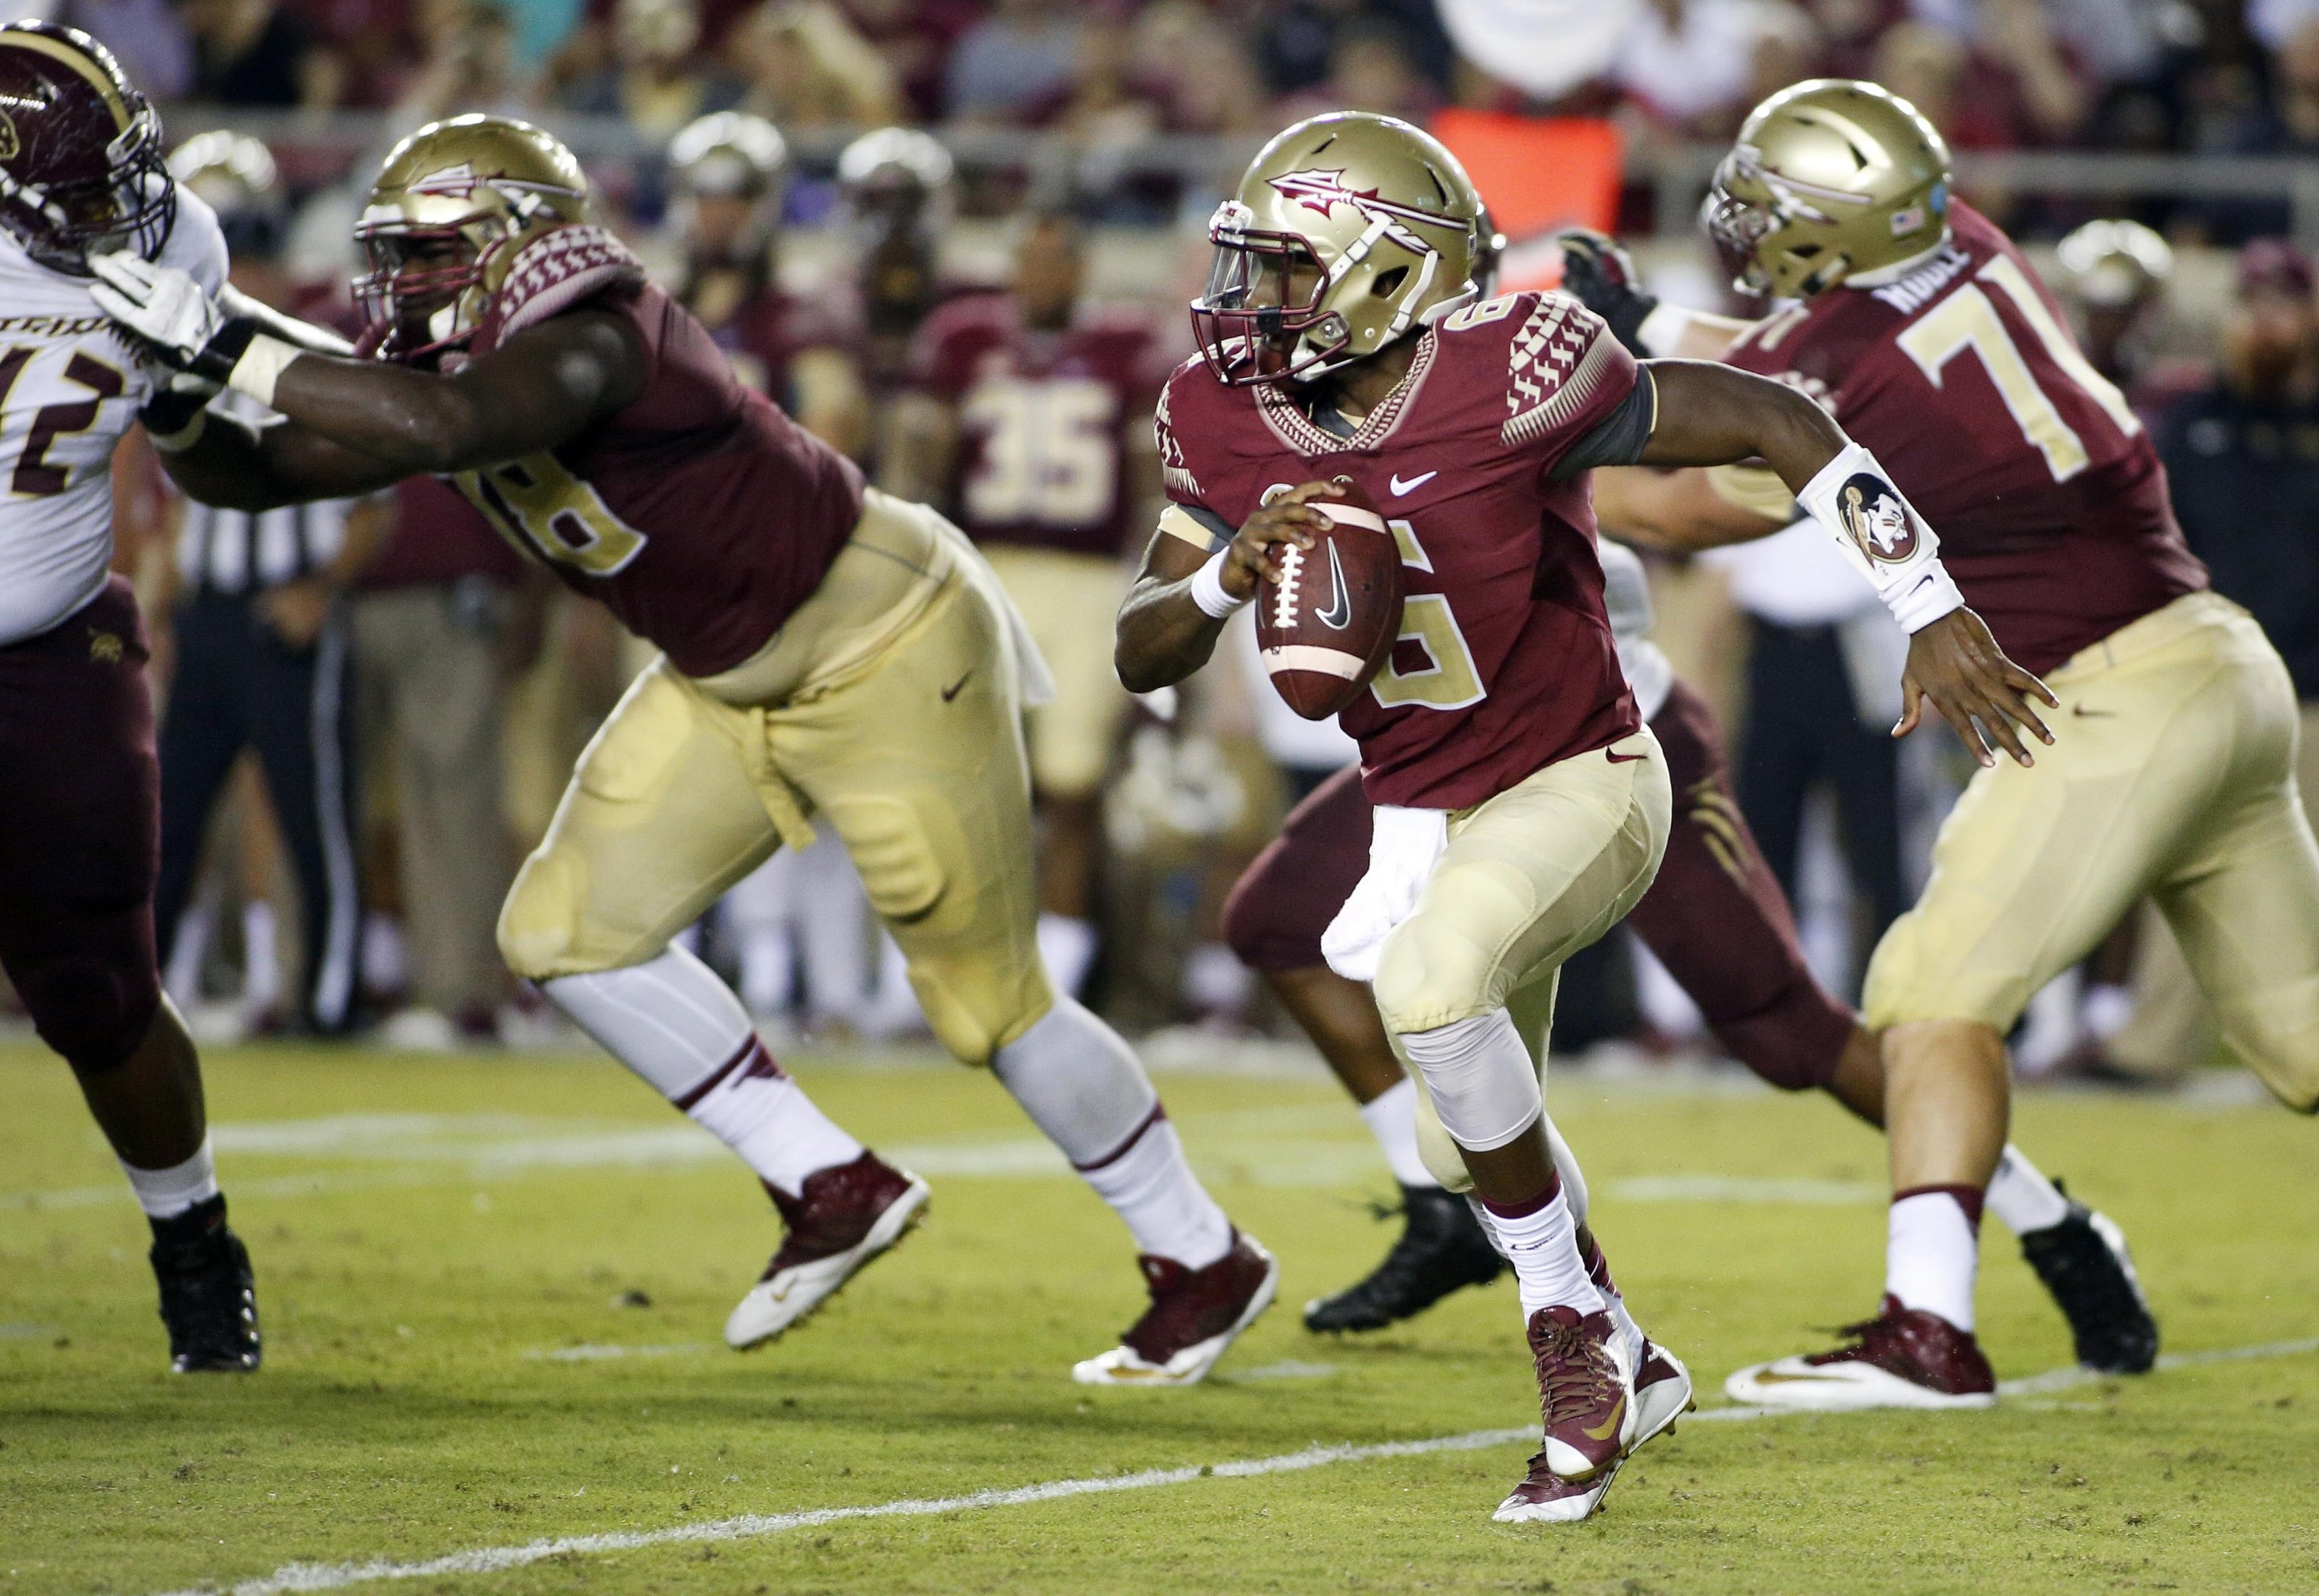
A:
451;227;864;679
1160;291;1642;810
910;293;1165;559
1723;203;2207;674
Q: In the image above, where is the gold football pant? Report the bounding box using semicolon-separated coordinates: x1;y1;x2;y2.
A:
1374;731;1671;1184
978;544;1130;799
1864;592;2319;1110
497;490;1054;1065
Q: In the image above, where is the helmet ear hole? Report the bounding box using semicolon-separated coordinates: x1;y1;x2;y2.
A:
1370;265;1409;298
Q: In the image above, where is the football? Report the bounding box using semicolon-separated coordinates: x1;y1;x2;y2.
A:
1254;477;1405;720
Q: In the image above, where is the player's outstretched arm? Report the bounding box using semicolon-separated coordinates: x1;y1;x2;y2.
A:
1114;484;1333;693
92;252;645;479
1639;358;2059;768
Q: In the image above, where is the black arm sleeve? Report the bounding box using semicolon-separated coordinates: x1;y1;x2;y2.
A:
1547;366;1659;483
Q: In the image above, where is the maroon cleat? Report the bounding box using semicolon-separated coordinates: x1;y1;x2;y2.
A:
723;1153;929;1350
1522;1306;1636;1484
1725;1294;1997;1411
1073;1230;1278;1385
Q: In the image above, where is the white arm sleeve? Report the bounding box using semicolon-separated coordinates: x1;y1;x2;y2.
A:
1794;442;1965;634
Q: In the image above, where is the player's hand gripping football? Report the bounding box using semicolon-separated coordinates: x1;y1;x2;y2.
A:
1897;606;2059;768
1222;482;1336;600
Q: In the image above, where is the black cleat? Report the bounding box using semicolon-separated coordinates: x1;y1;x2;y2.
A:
150;1194;260;1373
2017;1182;2158;1375
1303;1184;1506;1333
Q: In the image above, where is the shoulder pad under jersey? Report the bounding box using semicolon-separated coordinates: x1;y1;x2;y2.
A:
483;224;647;347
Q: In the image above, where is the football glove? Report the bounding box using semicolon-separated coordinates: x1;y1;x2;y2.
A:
90;252;259;386
1557;228;1657;358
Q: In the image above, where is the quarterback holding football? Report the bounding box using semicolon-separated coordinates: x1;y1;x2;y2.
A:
1114;109;2049;1520
91;114;1274;1386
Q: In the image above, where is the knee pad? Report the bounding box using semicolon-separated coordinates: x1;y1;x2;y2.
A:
497;848;591;980
1398;1009;1542;1152
27;954;159;1074
909;952;1054;1065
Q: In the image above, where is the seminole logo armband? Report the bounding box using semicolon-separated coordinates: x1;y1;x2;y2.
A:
1798;443;1962;634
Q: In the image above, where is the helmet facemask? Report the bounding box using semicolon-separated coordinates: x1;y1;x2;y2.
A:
1191;198;1447;387
0;97;175;276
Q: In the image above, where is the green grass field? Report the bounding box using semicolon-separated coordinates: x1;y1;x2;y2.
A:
3;1040;2315;1596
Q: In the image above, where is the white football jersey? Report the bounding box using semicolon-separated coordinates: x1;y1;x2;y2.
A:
0;185;227;646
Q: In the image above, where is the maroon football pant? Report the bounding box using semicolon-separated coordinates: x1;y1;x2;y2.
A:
1221;679;1857;1090
0;577;164;1072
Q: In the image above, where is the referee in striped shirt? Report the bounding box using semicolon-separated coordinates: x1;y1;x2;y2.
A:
151;134;384;1035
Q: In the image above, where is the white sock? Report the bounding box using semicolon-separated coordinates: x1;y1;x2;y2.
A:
242;901;280;1013
1182;941;1252;1015
1037;912;1098;998
1886;1191;1980;1332
992;995;1233;1268
1985;1145;2072;1235
2080;982;2134;1041
120;1135;220;1220
1076;1113;1235;1269
543;948;863;1195
1483;1177;1604;1319
361;911;408;995
164;904;211;1008
1359;1078;1440;1189
683;1042;865;1197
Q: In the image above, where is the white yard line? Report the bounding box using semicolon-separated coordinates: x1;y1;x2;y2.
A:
151;1334;2318;1596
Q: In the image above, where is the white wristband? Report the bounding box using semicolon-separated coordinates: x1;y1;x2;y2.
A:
1796;441;1966;634
1187;548;1250;619
226;333;302;408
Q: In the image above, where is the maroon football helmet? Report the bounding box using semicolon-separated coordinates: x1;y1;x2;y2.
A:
0;23;174;276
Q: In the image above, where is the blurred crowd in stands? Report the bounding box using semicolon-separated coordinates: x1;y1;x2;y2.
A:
45;2;2319;1092
29;0;2319;161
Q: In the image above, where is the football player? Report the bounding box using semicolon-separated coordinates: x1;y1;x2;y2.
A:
0;22;271;1372
665;111;870;460
888;209;1169;998
1115;111;2049;1519
1559;79;2319;1411
91;115;1274;1386
1232;527;2157;1379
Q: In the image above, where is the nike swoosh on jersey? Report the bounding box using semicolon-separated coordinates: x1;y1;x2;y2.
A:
1316;539;1353;630
1389;470;1438;496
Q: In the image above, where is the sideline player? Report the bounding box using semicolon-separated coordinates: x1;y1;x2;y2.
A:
0;22;267;1371
889;210;1168;997
1564;79;2319;1410
1232;529;2157;1376
93;115;1273;1386
1115;111;2049;1519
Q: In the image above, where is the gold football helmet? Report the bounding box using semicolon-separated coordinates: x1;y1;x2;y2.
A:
354;114;591;361
1703;79;1951;299
1192;111;1483;386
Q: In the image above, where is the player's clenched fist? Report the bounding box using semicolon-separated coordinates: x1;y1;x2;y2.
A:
1221;482;1335;600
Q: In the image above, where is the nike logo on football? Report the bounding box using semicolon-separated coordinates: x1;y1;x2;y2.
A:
1389;470;1437;496
1316;539;1353;630
941;668;975;702
1580;1395;1627;1442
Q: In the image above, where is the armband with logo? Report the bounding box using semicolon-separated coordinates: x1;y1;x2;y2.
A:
1796;442;1964;634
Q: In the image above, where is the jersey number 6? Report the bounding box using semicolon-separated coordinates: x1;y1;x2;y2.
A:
1369;517;1485;711
453;453;649;577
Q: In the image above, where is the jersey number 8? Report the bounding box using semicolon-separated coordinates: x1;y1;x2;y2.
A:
453;453;649;577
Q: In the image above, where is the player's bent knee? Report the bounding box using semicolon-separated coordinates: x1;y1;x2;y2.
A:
1221;854;1327;971
27;955;160;1075
496;848;645;980
1372;926;1497;1037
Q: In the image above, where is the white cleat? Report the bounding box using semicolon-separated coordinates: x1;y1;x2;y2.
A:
723;1154;930;1351
1072;1231;1278;1386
